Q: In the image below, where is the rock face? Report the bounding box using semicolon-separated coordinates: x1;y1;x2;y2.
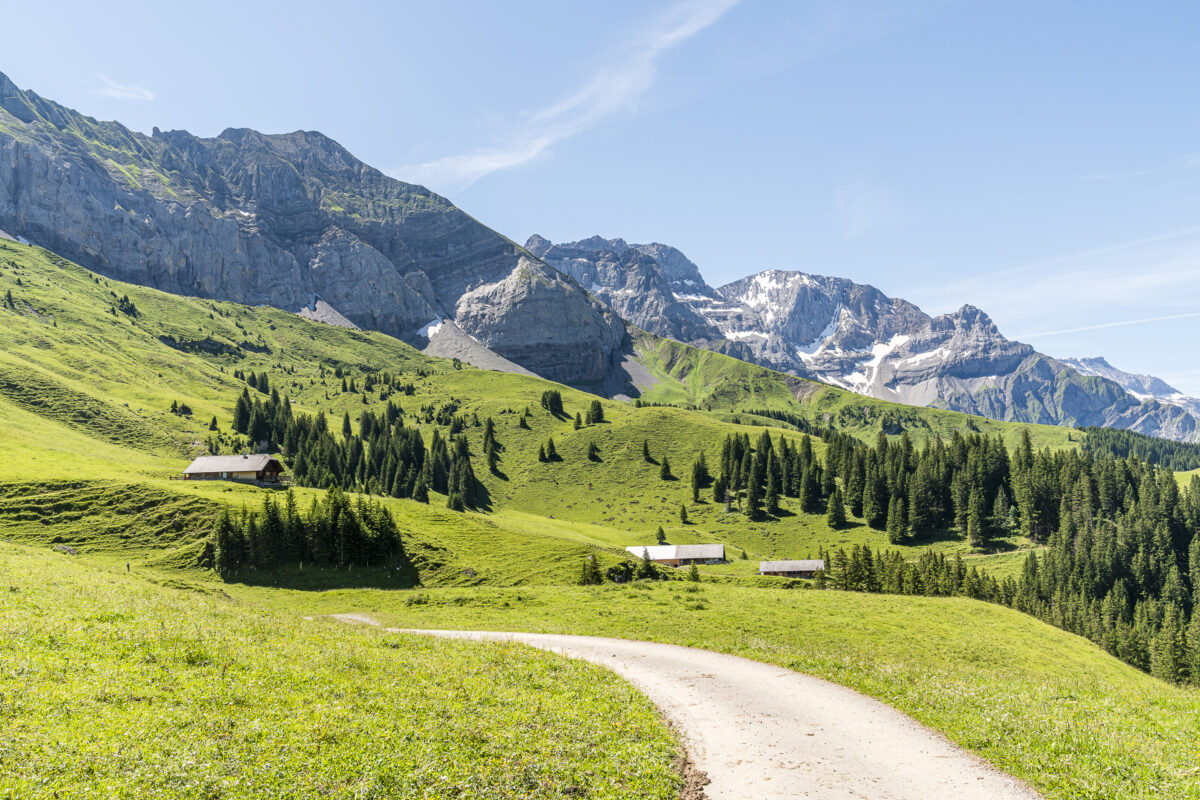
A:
0;71;624;385
1063;357;1200;421
526;234;722;343
530;235;1200;441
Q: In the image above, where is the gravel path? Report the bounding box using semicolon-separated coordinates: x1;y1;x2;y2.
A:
332;619;1042;800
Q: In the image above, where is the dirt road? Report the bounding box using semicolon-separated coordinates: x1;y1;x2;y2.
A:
334;619;1042;800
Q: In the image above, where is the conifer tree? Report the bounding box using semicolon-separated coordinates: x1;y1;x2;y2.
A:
636;548;658;580
660;456;673;480
233;389;251;434
656;525;666;544
537;444;546;462
579;555;604;585
744;459;763;519
587;399;605;424
545;437;558;461
342;412;353;439
886;495;906;544
826;486;847;529
688;564;701;582
574;412;582;430
766;467;780;516
587;441;600;461
643;439;653;463
713;474;727;507
680;504;688;524
967;486;985;548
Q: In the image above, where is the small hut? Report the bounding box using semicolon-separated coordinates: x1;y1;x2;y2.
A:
182;454;284;484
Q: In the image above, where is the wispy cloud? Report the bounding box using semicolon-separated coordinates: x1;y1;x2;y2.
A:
95;75;155;102
396;0;740;193
1014;311;1200;340
1082;153;1200;181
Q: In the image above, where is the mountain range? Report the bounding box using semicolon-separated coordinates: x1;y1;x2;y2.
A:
529;235;1200;442
1;68;1196;441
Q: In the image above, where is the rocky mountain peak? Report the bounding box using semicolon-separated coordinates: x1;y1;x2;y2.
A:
0;72;626;386
932;305;1000;335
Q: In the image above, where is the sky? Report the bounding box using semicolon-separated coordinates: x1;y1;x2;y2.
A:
5;0;1199;393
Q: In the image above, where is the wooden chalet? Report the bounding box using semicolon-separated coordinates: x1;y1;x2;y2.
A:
758;559;826;578
183;454;285;485
625;544;727;566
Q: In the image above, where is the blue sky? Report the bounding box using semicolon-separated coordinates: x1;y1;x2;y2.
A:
5;0;1199;392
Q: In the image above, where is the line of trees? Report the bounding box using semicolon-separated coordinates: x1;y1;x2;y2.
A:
228;386;485;510
209;488;404;573
813;466;1200;685
1081;426;1200;471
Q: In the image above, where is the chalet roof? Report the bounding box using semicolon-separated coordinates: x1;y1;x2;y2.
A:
625;544;726;561
184;454;282;474
758;559;826;573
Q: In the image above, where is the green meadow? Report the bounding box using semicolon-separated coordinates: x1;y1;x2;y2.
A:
2;237;1198;799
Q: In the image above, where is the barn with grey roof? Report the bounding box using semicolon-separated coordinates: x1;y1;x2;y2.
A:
183;454;285;484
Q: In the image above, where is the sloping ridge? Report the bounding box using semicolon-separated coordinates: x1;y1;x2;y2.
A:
0;71;624;385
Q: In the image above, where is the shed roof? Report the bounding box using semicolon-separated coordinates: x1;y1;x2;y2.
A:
184;454;282;474
758;559;826;573
625;544;726;561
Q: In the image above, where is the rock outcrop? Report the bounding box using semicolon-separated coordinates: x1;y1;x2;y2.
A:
0;71;624;385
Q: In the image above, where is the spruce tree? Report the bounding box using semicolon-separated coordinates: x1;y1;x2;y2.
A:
574;412;582;430
656;525;667;544
342;412;353;439
886;495;906;544
587;441;600;461
826;486;847;529
713;475;727;507
680;504;688;524
636;548;658;580
587;399;604;424
744;465;762;519
579;555;604;585
546;437;558;461
537;444;547;463
967;486;985;548
660;456;672;480
765;468;780;517
233;389;251;434
688;564;701;582
643;439;653;463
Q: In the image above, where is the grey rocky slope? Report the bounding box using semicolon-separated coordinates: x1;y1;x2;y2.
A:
1062;357;1200;419
0;71;624;385
532;235;1199;442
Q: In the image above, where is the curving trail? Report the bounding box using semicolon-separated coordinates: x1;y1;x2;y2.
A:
333;619;1042;800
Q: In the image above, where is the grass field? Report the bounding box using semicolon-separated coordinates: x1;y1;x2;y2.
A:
3;237;1195;798
240;580;1200;800
1178;468;1200;489
0;544;683;799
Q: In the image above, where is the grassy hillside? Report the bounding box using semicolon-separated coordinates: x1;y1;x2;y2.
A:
245;581;1200;800
0;237;1063;577
631;332;1079;449
0;543;682;799
1179;468;1200;489
3;238;1200;799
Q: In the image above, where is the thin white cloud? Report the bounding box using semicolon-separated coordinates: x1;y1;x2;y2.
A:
1082;153;1200;181
95;74;155;102
396;0;740;193
1014;311;1200;340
